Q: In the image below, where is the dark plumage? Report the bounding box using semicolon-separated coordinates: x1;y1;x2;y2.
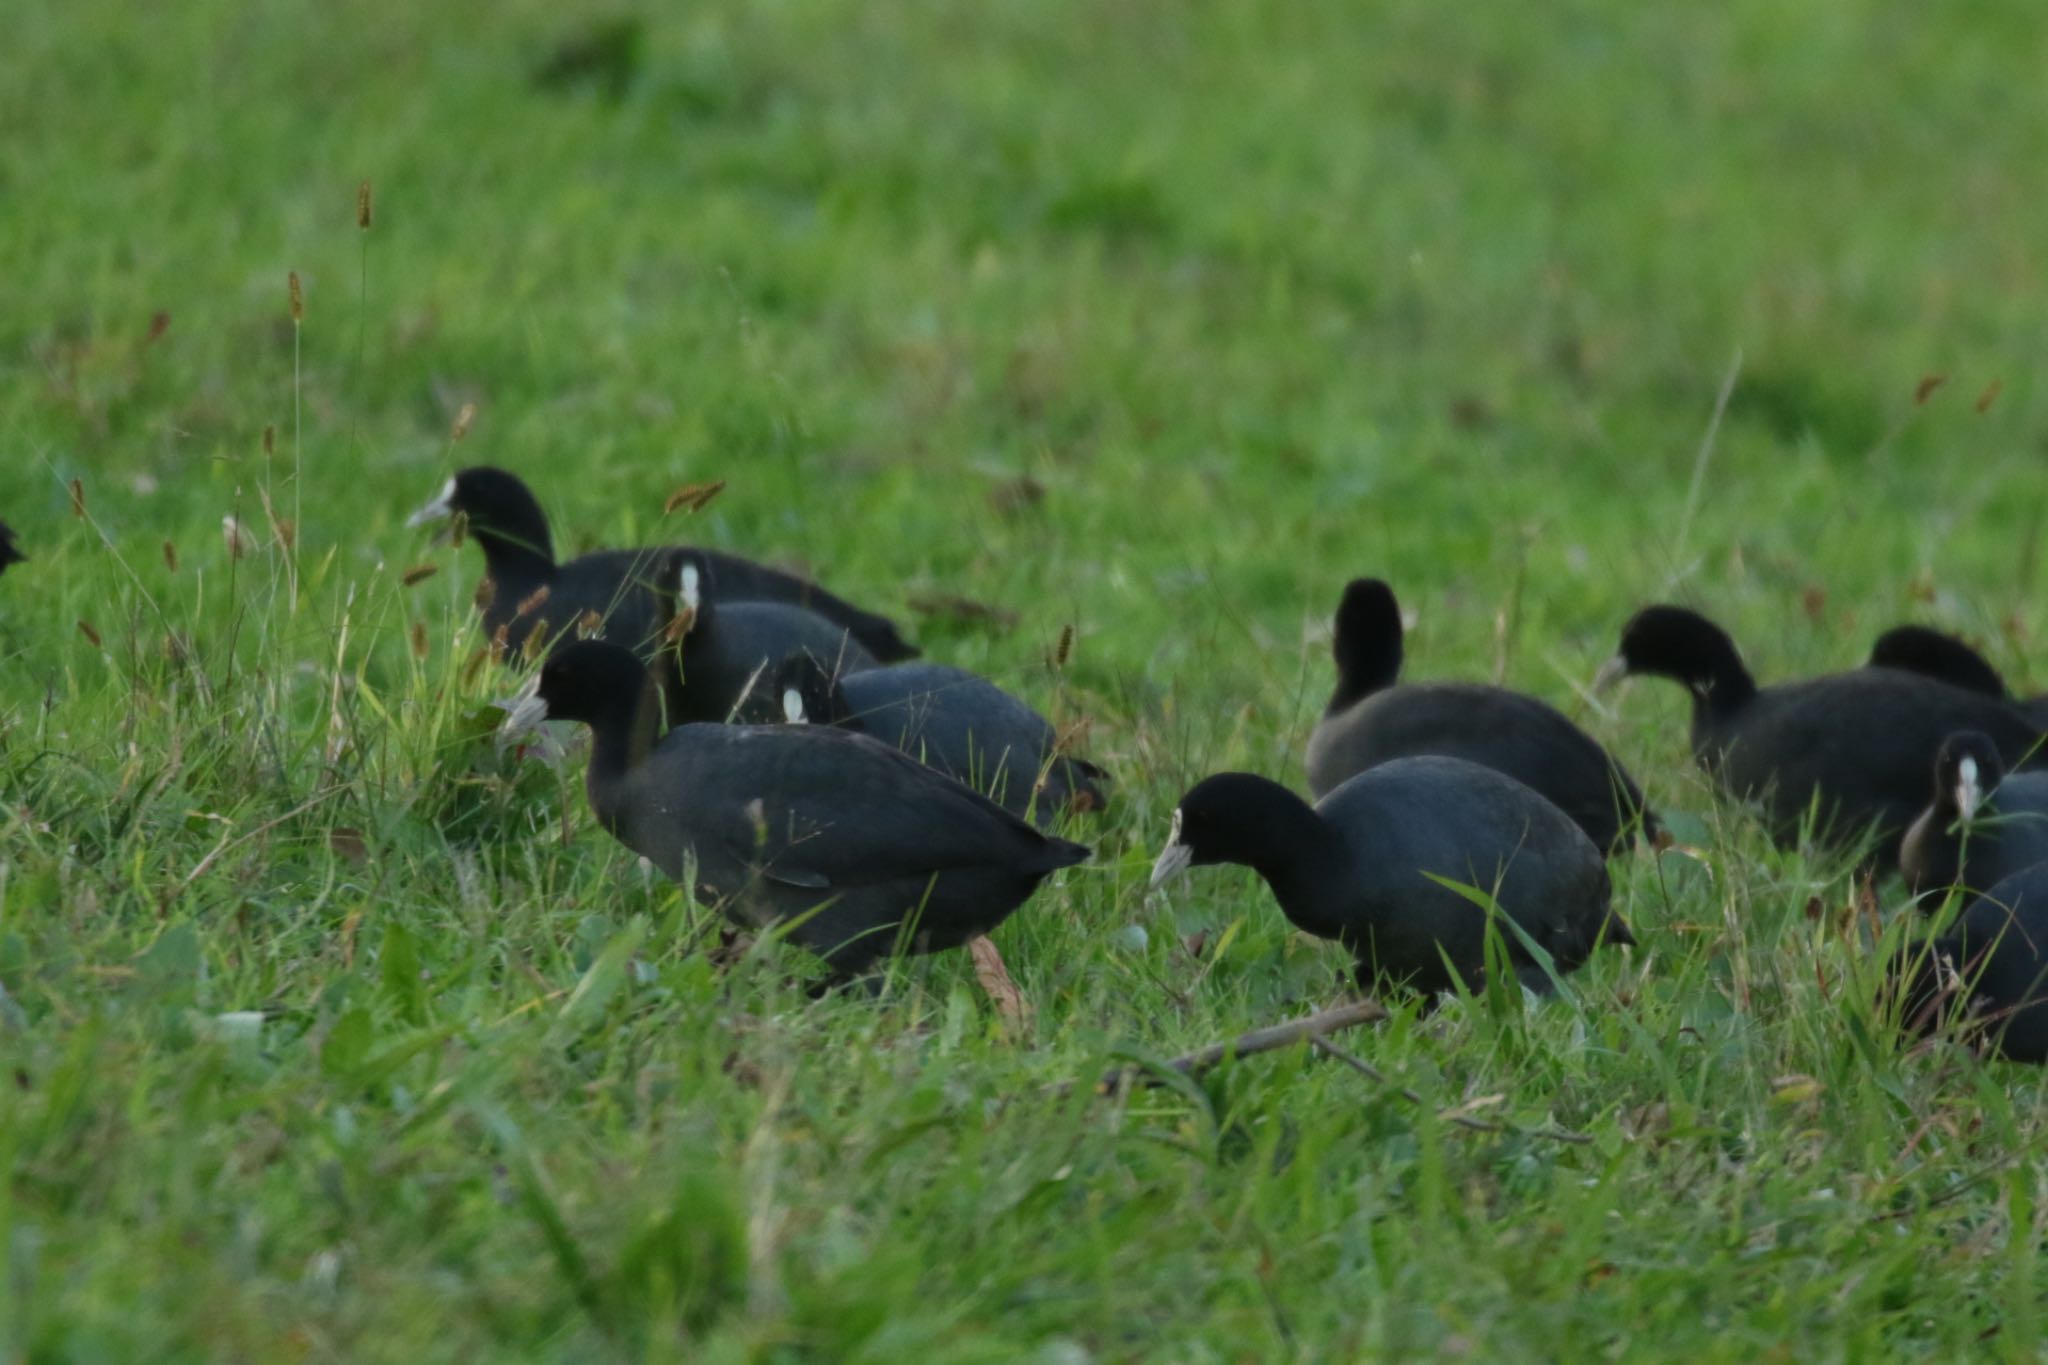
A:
663;551;877;724
0;521;23;575
775;653;1108;824
1869;624;2048;725
1900;732;2048;897
1150;756;1630;997
1603;605;2048;860
1892;863;2048;1063
1869;625;2011;697
508;640;1088;977
406;465;917;664
1305;578;1653;853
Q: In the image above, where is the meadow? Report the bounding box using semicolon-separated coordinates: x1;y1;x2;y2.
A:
5;0;2048;1358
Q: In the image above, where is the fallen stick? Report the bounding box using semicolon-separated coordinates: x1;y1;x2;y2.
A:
1067;999;1389;1097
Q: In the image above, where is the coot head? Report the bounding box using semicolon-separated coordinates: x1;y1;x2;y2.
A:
407;466;556;569
1328;578;1404;709
1869;626;2009;698
772;650;845;726
498;638;648;740
1150;772;1305;888
1931;730;2004;821
0;521;24;572
663;547;712;635
1600;604;1756;703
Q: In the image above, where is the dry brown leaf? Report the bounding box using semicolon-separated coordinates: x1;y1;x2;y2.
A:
76;619;102;648
1976;379;2004;414
162;540;179;572
409;621;430;660
1914;374;1947;405
663;480;727;516
69;478;86;520
969;935;1033;1029
401;564;439;587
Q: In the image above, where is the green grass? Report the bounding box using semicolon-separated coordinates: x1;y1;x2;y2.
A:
5;0;2048;1357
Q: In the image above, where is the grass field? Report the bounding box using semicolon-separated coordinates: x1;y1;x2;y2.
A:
6;0;2048;1358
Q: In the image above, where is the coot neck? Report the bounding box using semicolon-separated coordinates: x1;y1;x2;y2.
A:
472;506;557;605
1225;781;1351;937
582;678;663;832
1679;647;1758;734
1329;635;1401;714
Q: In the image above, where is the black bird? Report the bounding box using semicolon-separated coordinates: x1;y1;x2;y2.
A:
1869;624;2048;725
406;466;917;663
1899;732;2048;896
662;551;877;724
775;652;1109;824
502;640;1088;979
1150;756;1630;997
0;521;23;575
1869;625;2011;696
1600;605;2048;860
1305;578;1653;853
1892;862;2048;1063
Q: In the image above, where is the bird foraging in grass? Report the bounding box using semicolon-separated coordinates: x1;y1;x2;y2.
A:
1150;756;1629;998
500;639;1087;984
1598;604;2048;862
1305;577;1653;854
405;465;917;668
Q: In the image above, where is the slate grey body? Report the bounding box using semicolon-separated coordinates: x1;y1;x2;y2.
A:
1897;863;2048;1063
1164;757;1628;997
532;640;1087;978
1308;683;1650;854
597;724;1083;971
1693;671;2046;859
1869;624;2048;727
1305;578;1650;854
1302;758;1624;993
779;657;1108;824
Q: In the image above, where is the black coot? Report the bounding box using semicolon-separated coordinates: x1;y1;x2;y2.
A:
406;466;917;662
1150;756;1630;997
775;652;1108;824
1305;578;1653;853
504;640;1087;979
662;551;876;724
0;522;22;575
1900;732;2048;896
1601;605;2047;860
1869;624;2048;724
1893;862;2048;1063
1869;625;2011;696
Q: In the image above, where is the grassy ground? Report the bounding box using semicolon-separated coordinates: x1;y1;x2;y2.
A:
5;0;2048;1357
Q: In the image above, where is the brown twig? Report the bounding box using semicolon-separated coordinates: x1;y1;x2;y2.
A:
1309;1036;1593;1145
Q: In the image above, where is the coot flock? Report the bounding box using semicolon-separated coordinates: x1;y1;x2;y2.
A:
16;464;2046;1058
